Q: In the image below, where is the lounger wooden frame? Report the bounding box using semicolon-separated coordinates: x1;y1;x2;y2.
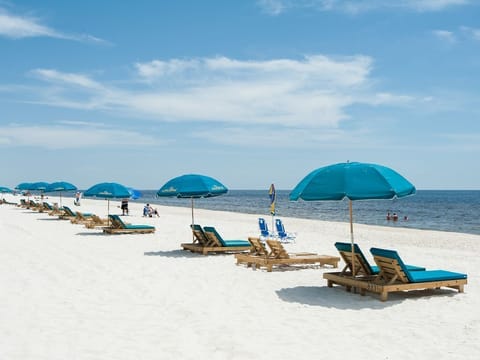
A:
236;239;340;272
103;215;155;234
324;254;467;301
181;226;251;255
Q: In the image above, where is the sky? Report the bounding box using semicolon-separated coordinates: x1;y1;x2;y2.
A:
1;0;479;190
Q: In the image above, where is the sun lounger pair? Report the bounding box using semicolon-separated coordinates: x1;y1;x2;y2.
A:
103;214;155;234
181;225;251;255
235;238;340;272
323;244;467;301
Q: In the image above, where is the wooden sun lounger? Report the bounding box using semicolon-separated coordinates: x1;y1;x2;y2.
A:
334;242;425;276
84;215;109;229
182;226;251;255
102;215;155;234
236;239;340;272
323;247;467;301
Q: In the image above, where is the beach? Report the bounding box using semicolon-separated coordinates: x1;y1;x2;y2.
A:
1;194;479;360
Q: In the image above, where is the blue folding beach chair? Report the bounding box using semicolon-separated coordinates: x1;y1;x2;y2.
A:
258;218;274;240
275;218;296;243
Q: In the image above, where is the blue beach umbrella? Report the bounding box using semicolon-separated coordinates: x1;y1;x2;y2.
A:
0;186;13;193
84;182;131;222
29;182;50;191
290;161;416;275
127;188;142;200
15;182;32;191
45;181;77;207
157;174;228;226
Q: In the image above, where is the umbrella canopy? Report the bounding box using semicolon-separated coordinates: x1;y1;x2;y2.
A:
84;182;131;199
45;181;77;207
46;181;77;192
28;182;50;191
0;186;13;193
289;162;416;275
84;182;131;224
127;187;142;200
157;174;228;226
15;182;32;191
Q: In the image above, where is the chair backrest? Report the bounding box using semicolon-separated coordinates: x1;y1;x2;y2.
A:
43;202;53;210
266;240;290;259
335;242;375;276
258;218;270;237
190;224;209;246
203;226;226;247
108;214;126;229
275;219;287;237
62;206;76;216
370;247;411;284
248;237;269;256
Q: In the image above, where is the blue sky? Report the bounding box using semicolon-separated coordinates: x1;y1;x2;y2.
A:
1;0;479;190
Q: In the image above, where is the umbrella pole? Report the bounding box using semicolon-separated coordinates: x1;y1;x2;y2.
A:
349;200;356;277
191;198;195;241
108;199;110;226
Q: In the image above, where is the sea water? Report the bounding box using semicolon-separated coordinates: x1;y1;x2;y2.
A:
131;190;480;236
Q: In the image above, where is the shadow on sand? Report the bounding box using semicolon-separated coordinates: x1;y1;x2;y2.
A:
144;249;201;258
276;285;459;309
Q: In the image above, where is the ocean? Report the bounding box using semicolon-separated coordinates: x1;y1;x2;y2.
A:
126;190;480;236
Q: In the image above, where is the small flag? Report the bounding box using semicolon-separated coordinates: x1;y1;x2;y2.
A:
269;183;276;215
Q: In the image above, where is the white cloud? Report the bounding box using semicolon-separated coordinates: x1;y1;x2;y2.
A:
0;123;158;149
26;55;392;128
31;69;104;89
256;0;470;15
0;7;108;43
432;30;456;43
461;26;480;41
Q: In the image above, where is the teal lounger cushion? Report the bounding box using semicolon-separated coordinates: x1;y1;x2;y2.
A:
370;247;467;283
125;224;155;229
335;242;425;274
109;215;155;230
203;226;251;247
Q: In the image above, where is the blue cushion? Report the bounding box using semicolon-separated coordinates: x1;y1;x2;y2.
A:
125;224;155;230
409;270;467;282
370;247;467;282
203;226;250;247
223;240;251;247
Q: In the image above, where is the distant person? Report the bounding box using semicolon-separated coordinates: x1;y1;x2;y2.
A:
404;215;408;221
392;213;399;221
143;204;150;217
121;198;129;215
386;212;391;220
74;191;81;206
149;205;160;217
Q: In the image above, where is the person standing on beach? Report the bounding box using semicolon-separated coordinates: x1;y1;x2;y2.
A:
121;198;129;215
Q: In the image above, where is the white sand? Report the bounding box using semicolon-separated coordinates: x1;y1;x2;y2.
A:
1;194;479;360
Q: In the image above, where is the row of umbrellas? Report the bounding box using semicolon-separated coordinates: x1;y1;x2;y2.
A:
3;162;416;276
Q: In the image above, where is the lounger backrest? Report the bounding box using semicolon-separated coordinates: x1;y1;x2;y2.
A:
335;242;375;275
266;240;290;259
190;224;208;246
109;214;126;229
63;206;76;216
249;237;269;256
203;226;226;247
370;247;411;283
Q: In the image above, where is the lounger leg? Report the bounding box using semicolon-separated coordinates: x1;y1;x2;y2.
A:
327;280;333;288
380;291;388;301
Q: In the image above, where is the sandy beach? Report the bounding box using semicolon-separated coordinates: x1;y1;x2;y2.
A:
1;194;479;360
